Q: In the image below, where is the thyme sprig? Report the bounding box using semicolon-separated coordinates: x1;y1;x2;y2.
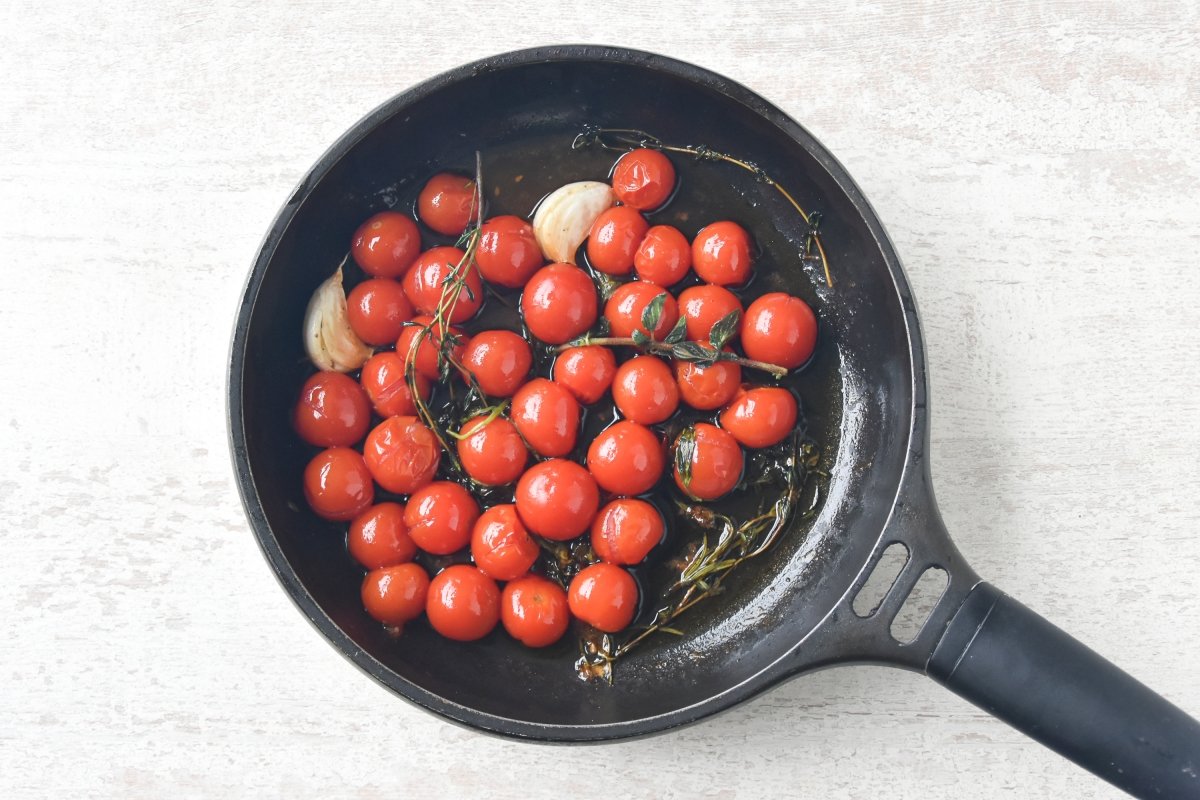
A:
572;125;833;289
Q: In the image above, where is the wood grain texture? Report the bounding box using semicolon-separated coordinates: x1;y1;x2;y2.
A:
2;1;1198;797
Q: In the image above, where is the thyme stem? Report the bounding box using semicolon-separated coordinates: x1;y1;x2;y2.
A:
557;337;788;378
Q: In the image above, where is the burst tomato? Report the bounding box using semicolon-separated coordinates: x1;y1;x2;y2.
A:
586;206;649;275
611;148;675;211
349;502;417;570
634;225;691;286
404;481;480;555
362;416;440;495
511;378;580;457
552;345;617;405
359;352;432;418
471;504;539;581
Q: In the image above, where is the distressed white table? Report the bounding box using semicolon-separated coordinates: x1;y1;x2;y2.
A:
3;2;1198;797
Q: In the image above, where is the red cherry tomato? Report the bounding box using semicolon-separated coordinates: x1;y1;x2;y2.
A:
349;502;417;569
456;414;527;486
611;148;676;211
586;421;664;496
511;378;580;457
346;277;413;345
471;504;539;581
304;447;374;521
402;247;482;324
396;315;467;380
521;263;598;344
719;386;798;448
586;206;649;275
501;575;569;648
361;563;430;628
476;215;542;288
675;352;742;410
741;292;818;369
515;459;600;541
604;280;679;340
363;416;440;495
418;173;477;236
634;225;691;286
591;498;664;565
677;284;744;342
461;330;532;397
352;211;421;278
673;423;743;501
359;352;432;418
426;565;499;641
612;355;679;425
404;481;480;555
568;563;638;632
294;371;371;447
692;221;753;286
552;345;617;405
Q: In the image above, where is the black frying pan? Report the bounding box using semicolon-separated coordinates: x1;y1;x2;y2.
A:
227;46;1200;798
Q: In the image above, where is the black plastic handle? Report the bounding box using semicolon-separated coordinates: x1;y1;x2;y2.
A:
928;582;1200;798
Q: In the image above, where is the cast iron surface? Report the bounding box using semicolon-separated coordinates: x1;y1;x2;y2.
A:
229;45;1200;796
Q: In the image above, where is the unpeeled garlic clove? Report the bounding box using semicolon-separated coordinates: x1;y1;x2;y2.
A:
532;181;616;264
303;266;373;371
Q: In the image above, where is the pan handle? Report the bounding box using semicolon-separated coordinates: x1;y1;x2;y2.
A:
928;581;1200;799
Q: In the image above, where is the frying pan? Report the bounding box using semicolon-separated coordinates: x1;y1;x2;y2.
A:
227;45;1200;797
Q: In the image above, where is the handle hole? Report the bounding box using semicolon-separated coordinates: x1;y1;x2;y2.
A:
890;567;949;644
852;542;908;618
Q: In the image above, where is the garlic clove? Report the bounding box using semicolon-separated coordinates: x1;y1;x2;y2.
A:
532;181;617;264
303;266;373;371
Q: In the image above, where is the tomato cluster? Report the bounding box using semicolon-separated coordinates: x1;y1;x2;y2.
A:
294;153;819;651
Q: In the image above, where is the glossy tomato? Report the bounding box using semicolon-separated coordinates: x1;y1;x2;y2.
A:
677;284;744;342
403;247;482;324
346;277;413;346
359;351;431;418
586;206;649;275
361;563;430;628
475;215;543;288
418;173;477;236
395;315;467;380
552;345;617;405
404;481;480;555
568;563;638;632
362;416;440;495
426;565;499;641
351;211;420;278
521;263;598;344
515;459;600;541
501;575;569;648
612;355;679;425
604;280;679;340
460;330;532;398
741;292;817;369
511;378;580;457
304;447;374;521
692;221;753;286
471;504;539;581
675;353;741;410
294;371;371;447
591;498;664;565
456;414;527;486
719;386;798;448
673;423;743;501
634;225;691;287
349;502;417;569
611;148;675;211
586;420;664;496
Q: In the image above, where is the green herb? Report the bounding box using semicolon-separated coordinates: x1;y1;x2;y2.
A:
674;425;697;493
639;292;667;334
708;310;741;351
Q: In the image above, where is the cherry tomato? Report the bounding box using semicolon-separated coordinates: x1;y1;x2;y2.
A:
521;263;598;344
456;414;527;486
677;284;744;342
404;481;480;555
402;247;482;324
611;148;676;211
719;386;798;448
586;206;649;275
471;504;539;581
673;423;743;501
604;280;679;340
349;502;417;569
396;315;467;380
692;221;753;286
634;225;691;286
515;458;600;541
294;371;370;447
612;355;679;425
741;292;818;369
361;563;430;628
568;563;638;632
461;330;532;398
418;172;477;236
591;498;664;565
426;565;499;641
304;447;374;521
586;421;664;496
675;352;742;410
476;215;542;288
552;345;617;405
351;211;421;278
511;378;580;458
363;416;440;495
346;277;413;345
360;352;432;418
501;575;569;648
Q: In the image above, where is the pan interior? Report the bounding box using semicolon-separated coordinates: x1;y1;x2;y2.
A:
234;53;914;733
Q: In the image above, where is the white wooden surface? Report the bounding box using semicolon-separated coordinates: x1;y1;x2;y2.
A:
2;2;1198;797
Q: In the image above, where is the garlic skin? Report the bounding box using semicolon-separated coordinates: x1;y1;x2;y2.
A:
532;181;617;264
303;266;373;371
